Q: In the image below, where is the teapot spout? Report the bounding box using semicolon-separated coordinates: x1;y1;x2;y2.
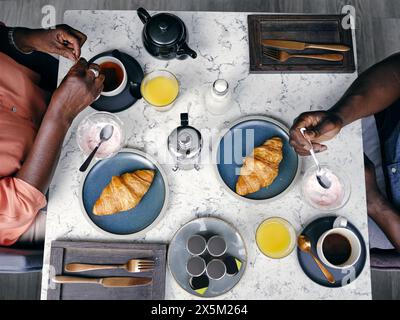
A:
177;42;197;59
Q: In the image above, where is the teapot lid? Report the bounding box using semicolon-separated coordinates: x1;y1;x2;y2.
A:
146;13;184;46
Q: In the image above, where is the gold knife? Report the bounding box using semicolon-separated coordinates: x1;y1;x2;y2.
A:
52;276;152;287
262;39;350;52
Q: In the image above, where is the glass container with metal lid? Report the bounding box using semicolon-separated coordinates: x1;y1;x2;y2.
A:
167;113;202;171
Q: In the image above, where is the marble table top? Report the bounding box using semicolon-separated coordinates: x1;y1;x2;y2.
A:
41;10;372;300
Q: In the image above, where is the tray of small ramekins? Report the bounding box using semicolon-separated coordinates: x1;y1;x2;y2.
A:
168;217;247;297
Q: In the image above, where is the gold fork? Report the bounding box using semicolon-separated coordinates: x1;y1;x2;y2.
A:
263;47;343;62
65;259;155;273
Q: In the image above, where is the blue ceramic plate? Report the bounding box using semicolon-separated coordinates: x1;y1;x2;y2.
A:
297;216;367;288
216;116;300;202
80;149;168;237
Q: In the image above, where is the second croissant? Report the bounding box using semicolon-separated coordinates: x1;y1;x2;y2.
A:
236;137;283;196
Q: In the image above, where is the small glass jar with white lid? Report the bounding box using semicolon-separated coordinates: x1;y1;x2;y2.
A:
204;79;232;115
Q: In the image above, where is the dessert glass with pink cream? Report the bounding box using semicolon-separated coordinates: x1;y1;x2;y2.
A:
76;112;125;159
301;164;351;211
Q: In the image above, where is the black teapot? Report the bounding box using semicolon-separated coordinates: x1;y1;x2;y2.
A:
137;7;197;60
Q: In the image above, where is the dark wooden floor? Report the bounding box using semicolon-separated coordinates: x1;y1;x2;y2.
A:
0;0;399;300
0;273;41;300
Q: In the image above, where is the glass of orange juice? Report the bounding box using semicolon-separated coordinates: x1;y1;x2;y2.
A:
256;217;296;259
140;70;179;111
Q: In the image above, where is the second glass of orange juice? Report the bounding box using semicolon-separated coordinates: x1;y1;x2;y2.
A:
256;217;296;259
140;70;179;111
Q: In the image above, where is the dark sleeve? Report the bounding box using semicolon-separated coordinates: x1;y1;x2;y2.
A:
0;24;59;92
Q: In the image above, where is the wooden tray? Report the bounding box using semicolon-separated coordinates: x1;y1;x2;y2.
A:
47;241;166;300
248;14;356;73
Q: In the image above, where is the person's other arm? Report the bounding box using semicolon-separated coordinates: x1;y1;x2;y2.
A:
332;52;400;125
288;53;400;251
0;24;87;91
0;24;86;60
16;58;104;193
364;156;400;252
290;53;400;155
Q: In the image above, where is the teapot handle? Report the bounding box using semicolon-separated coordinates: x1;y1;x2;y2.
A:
137;7;151;24
177;42;197;59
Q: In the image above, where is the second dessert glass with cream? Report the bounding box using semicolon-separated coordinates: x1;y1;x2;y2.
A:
301;164;351;211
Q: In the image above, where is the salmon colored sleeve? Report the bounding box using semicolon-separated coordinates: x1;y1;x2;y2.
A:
0;177;46;246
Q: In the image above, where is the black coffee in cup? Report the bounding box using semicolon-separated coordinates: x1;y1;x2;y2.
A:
322;233;352;265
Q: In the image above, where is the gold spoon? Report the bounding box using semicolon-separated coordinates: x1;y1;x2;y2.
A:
298;235;335;284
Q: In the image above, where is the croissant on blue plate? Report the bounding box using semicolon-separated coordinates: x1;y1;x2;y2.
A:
236;137;283;196
93;170;155;216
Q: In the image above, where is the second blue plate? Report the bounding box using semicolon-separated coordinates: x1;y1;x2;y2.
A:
216;116;300;202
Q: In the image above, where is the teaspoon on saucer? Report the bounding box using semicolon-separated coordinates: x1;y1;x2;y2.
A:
298;235;335;284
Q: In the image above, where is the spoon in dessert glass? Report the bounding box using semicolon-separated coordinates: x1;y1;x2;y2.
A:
300;128;331;189
79;124;114;172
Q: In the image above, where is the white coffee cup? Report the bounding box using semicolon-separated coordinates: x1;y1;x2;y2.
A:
93;56;127;97
316;216;361;270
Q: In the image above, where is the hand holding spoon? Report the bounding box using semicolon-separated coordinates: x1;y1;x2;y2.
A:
79;124;114;172
298;235;335;284
300;128;331;189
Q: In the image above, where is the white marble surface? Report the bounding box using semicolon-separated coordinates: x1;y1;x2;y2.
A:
41;10;371;300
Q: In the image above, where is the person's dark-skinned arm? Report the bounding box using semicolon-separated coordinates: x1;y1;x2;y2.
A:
0;24;87;60
364;156;400;252
0;24;87;91
16;58;104;193
289;53;400;252
290;52;400;155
